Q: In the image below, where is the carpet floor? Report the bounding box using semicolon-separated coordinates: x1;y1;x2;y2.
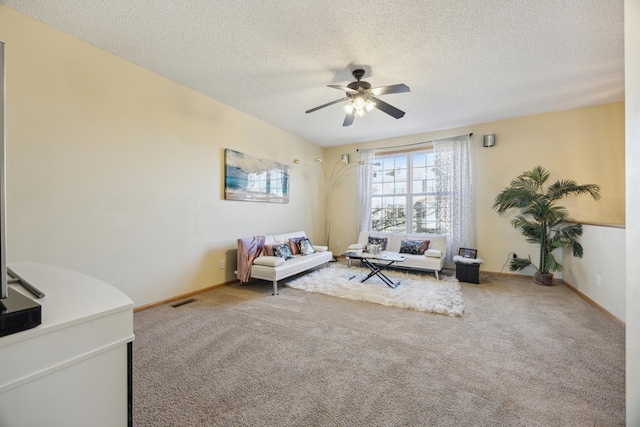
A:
132;265;625;426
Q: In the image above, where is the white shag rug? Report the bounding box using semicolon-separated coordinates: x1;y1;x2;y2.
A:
286;263;464;316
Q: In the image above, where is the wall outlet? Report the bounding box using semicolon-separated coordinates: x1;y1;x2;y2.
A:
219;260;225;269
596;274;601;286
336;240;341;247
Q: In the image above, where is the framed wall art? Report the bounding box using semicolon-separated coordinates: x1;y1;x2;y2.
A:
224;149;289;204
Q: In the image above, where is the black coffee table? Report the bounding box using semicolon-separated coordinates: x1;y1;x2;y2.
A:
342;252;407;288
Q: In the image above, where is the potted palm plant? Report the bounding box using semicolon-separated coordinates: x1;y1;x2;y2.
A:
492;166;601;285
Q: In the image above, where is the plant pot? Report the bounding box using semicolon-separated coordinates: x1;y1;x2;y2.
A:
533;271;554;286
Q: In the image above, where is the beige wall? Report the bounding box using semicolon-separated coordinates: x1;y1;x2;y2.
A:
327;102;625;277
0;6;325;306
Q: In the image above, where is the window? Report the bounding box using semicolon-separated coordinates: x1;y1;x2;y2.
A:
360;134;472;261
371;149;446;234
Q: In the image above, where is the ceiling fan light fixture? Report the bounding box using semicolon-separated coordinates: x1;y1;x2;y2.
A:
344;95;372;118
353;96;366;110
306;69;409;125
365;99;376;111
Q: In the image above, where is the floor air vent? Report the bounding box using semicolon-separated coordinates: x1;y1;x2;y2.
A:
171;298;196;308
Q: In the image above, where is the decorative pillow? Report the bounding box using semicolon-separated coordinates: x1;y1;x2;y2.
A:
288;236;306;255
407;239;430;250
425;249;443;258
263;242;282;257
313;245;329;252
272;243;294;260
399;239;428;255
253;256;285;267
296;238;316;256
367;236;388;251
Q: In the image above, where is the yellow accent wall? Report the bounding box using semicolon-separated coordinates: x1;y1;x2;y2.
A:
0;6;325;306
326;102;625;276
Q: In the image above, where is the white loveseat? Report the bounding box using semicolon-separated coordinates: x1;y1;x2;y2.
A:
347;231;446;279
238;231;333;295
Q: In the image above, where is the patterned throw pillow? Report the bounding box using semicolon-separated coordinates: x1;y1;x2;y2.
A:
263;242;279;256
368;236;388;251
399;239;429;255
296;238;316;256
272;243;294;260
288;236;306;255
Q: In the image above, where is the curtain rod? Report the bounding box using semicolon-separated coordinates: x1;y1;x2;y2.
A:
357;133;473;151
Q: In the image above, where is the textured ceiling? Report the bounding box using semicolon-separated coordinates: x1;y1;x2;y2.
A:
1;0;624;147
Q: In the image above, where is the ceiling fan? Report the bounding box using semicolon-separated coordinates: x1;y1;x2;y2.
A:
305;69;410;126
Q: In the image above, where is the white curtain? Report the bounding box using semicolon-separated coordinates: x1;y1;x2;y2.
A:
433;135;473;262
357;148;375;232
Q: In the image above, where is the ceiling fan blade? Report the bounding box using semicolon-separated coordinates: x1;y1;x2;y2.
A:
343;113;355;127
370;84;410;96
328;85;359;94
371;97;405;119
305;97;349;114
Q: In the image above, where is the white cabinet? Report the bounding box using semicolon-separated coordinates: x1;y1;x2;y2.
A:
0;263;134;427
